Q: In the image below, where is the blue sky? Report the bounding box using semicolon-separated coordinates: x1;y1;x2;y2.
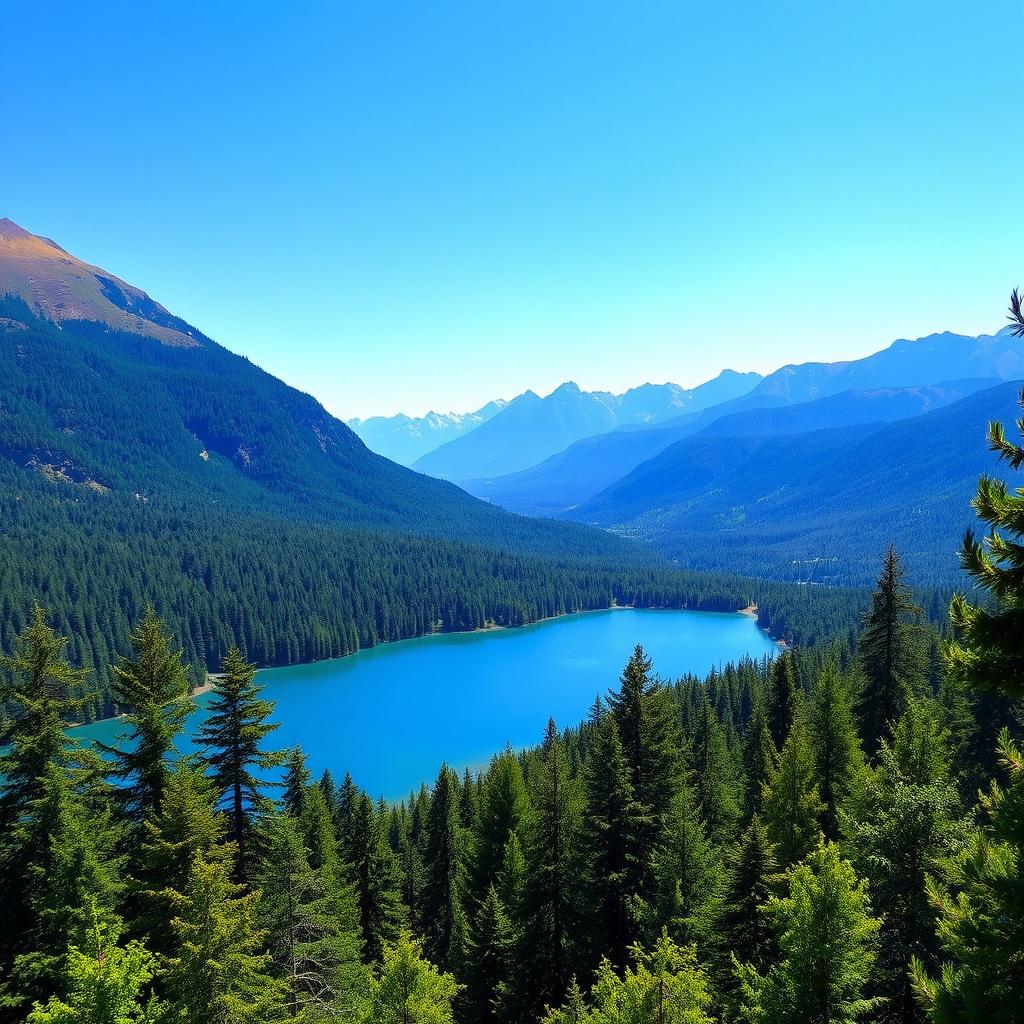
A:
3;2;1020;418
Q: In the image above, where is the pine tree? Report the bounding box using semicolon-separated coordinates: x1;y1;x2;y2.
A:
718;815;778;974
742;688;778;817
519;719;579;1017
299;784;344;886
196;645;285;879
420;765;468;973
133;763;231;954
0;607;90;1005
25;902;163;1024
768;652;799;751
162;853;288;1024
808;662;865;838
100;608;191;821
847;698;964;1024
256;812;367;1020
282;746;311;818
761;712;824;867
858;546;925;756
691;696;741;846
8;764;123;1013
911;310;1024;1023
348;793;406;963
736;841;882;1024
366;932;460;1024
606;646;681;912
464;885;514;1024
656;781;724;953
473;748;530;902
543;932;714;1024
580;713;641;968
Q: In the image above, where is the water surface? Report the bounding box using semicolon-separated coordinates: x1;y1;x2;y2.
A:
74;609;776;798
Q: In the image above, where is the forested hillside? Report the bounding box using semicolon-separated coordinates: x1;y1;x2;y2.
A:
567;379;1024;585
466;378;1003;517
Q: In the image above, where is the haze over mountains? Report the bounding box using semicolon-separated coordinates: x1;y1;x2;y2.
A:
346;400;508;466
403;370;762;479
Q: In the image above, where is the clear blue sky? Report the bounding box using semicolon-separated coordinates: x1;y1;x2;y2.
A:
3;2;1020;418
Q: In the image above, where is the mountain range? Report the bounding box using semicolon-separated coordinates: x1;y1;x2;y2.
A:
406;370;762;481
564;378;1024;584
346;400;507;466
0;218;711;693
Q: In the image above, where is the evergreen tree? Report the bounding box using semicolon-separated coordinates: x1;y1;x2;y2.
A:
133;763;231;954
858;546;925;756
580;713;641;968
25;902;163;1024
808;662;866;838
691;696;741;846
606;646;681;912
543;932;714;1024
736;841;882;1024
519;719;579;1017
299;784;344;885
847;698;965;1024
366;932;460;1024
718;816;778;976
473;748;530;902
464;885;514;1024
420;765;468;972
100;608;191;821
0;607;90;1007
8;764;122;1013
162;853;287;1024
911;313;1024;1023
255;812;367;1020
742;689;778;817
768;652;799;751
348;793;406;963
196;645;285;879
282;746;311;818
656;781;724;953
761;712;824;867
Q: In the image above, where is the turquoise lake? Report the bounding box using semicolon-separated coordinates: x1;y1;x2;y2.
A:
72;608;777;799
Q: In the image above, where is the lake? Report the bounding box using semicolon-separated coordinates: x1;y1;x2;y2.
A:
73;608;777;799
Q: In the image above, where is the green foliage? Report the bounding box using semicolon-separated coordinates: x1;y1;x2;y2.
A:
100;608;191;822
162;853;287;1024
858;545;927;755
365;932;460;1024
912;365;1024;1023
255;812;367;1020
519;719;580;1016
761;712;824;867
808;661;866;838
420;765;469;972
847;698;966;1023
196;645;284;878
348;793;406;963
580;712;643;967
736;841;882;1024
716;816;778;990
26;904;162;1024
544;932;714;1024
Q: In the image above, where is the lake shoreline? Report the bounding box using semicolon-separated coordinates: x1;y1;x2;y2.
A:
69;602;780;731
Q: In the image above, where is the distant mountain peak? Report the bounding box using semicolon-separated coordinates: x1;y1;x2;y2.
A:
0;217;201;348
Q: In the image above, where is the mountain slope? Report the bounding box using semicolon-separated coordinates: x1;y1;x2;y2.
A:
347;399;507;465
567;380;1024;584
412;370;761;481
468;379;999;515
0;217;202;347
0;220;734;706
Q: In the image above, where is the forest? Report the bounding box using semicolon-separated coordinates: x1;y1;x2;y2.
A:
0;364;1021;1023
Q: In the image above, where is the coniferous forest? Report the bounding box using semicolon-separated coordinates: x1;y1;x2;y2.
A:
1;311;1022;1022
